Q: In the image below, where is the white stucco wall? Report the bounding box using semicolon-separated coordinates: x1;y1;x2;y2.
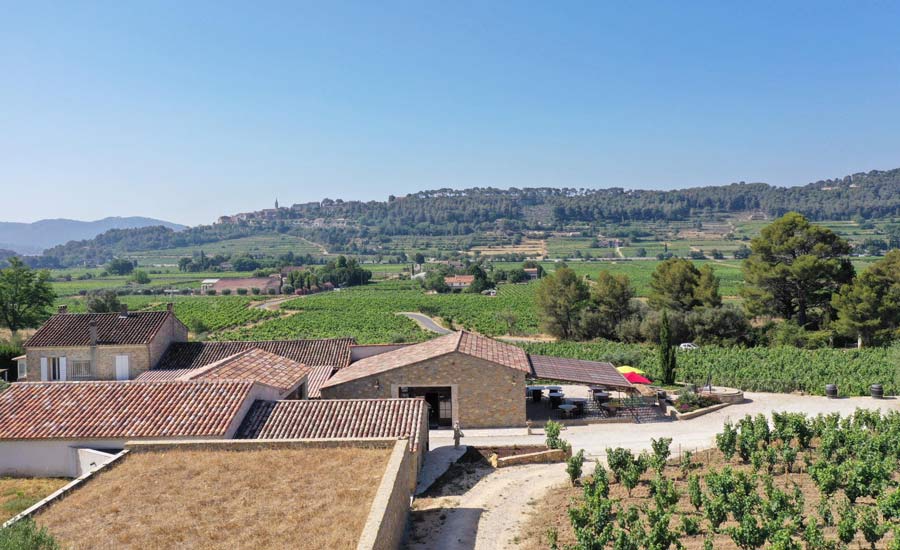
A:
0;439;128;478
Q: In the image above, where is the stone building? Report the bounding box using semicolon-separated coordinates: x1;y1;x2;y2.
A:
22;305;188;382
320;331;530;428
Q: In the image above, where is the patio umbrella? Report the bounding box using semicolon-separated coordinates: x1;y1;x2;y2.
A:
623;372;652;385
616;366;646;375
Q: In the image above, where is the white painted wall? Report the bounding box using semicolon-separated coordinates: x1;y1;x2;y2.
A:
0;439;127;478
76;448;118;477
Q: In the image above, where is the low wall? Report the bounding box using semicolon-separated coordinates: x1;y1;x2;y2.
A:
356;439;413;550
490;448;568;468
672;402;731;421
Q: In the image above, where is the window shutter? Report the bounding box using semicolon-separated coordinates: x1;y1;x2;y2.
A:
40;357;48;381
58;357;67;381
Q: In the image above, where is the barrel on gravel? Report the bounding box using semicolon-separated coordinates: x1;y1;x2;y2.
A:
825;384;838;398
871;384;884;399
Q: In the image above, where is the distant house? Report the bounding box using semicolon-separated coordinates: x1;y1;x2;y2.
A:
22;305;188;382
209;276;281;294
444;275;475;290
523;268;540;281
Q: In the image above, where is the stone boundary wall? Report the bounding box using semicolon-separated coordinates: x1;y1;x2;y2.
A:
356;439;413;550
490;448;569;468
672;402;731;421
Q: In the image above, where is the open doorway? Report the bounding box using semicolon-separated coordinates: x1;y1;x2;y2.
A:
399;386;452;428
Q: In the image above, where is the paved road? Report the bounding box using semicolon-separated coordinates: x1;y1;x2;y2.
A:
399;312;453;335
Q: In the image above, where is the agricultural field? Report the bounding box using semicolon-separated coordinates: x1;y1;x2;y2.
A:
522;410;900;549
492;260;747;297
49;270;260;296
213;279;541;344
126;234;324;266
521;340;900;396
57;295;277;333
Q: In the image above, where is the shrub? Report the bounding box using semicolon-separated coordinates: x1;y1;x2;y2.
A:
282;285;294;295
206;289;217;296
649;437;672;473
237;288;248;295
688;474;703;511
268;288;277;295
680;514;701;536
545;420;562;449
251;288;261;295
222;289;232;296
0;519;60;550
716;420;738;460
566;450;585;486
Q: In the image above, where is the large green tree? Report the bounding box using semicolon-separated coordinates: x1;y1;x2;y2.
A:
695;264;722;308
832;250;900;347
578;271;635;340
535;267;589;339
648;258;702;311
741;212;853;327
0;257;56;337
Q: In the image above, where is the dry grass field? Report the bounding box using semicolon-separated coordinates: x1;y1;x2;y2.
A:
0;478;68;522
37;446;392;549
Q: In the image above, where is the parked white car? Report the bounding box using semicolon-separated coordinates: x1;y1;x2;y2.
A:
679;342;700;350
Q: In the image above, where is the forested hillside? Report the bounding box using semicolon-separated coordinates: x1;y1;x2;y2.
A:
28;167;900;267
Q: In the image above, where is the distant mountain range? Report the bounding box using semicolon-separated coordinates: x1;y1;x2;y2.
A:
0;217;186;255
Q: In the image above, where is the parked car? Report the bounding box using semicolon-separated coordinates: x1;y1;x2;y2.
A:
679;342;700;351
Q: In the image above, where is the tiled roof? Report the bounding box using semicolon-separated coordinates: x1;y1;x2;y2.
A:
0;380;256;440
323;331;530;388
444;275;475;284
177;348;309;394
529;355;634;390
134;369;194;382
25;312;174;348
306;364;335;399
155;338;355;371
236;398;426;451
211;277;281;291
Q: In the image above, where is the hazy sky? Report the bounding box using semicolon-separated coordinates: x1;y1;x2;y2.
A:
2;1;899;226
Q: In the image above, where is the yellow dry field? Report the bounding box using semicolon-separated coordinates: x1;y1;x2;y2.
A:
470;238;546;256
0;477;69;522
37;447;391;550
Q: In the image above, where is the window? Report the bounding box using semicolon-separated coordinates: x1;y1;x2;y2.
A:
49;358;61;381
71;360;92;379
17;360;26;379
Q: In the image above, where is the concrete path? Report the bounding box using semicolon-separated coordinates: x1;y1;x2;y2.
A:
398;312;453;335
416;445;468;495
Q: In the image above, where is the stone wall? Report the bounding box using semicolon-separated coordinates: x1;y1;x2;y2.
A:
321;351;527;428
356;439;413;550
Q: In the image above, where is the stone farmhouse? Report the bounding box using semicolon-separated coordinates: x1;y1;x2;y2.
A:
21;305;188;382
444;274;475;290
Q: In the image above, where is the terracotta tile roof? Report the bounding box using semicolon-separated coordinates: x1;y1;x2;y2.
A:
25;312;174;348
0;380;256;440
323;331;530;388
155;338;354;371
134;369;194;382
529;355;634;390
236;398;426;452
176;348;309;394
211;277;281;292
306;364;335;399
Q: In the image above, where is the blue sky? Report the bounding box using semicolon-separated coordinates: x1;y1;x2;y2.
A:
1;1;899;226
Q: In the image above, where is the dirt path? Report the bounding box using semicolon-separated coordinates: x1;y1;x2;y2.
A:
406;463;567;550
251;296;295;311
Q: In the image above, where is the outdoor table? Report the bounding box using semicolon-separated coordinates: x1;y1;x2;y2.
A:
548;392;564;409
592;391;611;404
558;404;576;418
545;385;562;391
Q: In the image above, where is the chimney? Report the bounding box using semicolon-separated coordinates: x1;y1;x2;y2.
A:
89;320;98;346
166;302;175;313
58;305;68;314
